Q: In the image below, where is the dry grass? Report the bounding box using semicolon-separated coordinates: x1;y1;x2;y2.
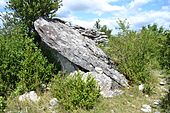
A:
5;70;168;113
5;92;57;113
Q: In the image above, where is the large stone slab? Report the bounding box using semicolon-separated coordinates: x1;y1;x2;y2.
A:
34;17;128;90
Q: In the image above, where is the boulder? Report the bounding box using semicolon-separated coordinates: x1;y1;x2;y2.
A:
34;17;128;95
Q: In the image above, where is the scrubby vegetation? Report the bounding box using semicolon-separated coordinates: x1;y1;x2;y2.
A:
102;21;163;85
0;0;170;112
0;24;55;97
158;28;170;113
7;0;62;36
98;20;170;112
51;72;100;111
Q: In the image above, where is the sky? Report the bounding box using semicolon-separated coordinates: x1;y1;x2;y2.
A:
0;0;170;33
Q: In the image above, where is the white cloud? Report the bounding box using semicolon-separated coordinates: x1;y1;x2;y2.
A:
126;10;170;29
59;7;170;34
128;0;152;9
0;0;7;8
59;0;125;16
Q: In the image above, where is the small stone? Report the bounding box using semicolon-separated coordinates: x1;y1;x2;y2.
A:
154;111;160;113
160;81;166;85
141;104;152;112
28;91;40;102
49;98;59;107
145;95;149;98
129;94;134;97
41;84;46;89
111;110;115;113
131;104;136;108
139;84;144;91
153;100;161;105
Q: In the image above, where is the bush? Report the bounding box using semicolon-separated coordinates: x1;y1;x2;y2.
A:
0;96;6;112
0;25;55;97
159;30;170;113
160;30;170;72
7;0;62;34
143;83;154;95
160;89;170;113
51;72;100;111
106;24;163;84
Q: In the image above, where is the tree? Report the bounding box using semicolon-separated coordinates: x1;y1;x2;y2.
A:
116;19;130;36
7;0;62;35
100;25;112;38
94;19;101;30
93;19;112;38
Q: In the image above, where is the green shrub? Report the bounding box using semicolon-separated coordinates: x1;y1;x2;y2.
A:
0;25;55;97
0;96;6;112
160;89;170;113
143;83;154;95
106;24;163;84
160;30;170;72
51;72;100;111
160;30;170;111
7;0;62;34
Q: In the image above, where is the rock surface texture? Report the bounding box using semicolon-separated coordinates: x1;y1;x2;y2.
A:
34;17;128;97
71;25;108;43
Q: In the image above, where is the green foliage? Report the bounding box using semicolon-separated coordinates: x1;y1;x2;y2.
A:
143;83;154;95
160;89;170;113
160;30;170;72
94;19;101;30
100;25;112;38
117;19;129;34
7;0;62;34
0;12;20;35
106;23;163;84
0;25;55;97
94;19;112;38
51;72;100;111
160;30;170;113
0;96;6;112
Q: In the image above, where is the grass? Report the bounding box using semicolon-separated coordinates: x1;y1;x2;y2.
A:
75;70;168;113
5;92;56;113
5;70;169;113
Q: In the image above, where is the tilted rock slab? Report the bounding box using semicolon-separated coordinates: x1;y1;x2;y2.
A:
34;17;128;96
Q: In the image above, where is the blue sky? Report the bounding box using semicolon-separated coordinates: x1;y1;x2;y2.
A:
0;0;170;33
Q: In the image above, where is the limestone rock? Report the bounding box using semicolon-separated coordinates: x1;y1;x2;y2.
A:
49;98;58;107
139;84;144;91
154;112;160;113
159;81;166;85
19;91;40;102
34;17;128;92
72;25;108;43
141;104;152;113
153;100;161;105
